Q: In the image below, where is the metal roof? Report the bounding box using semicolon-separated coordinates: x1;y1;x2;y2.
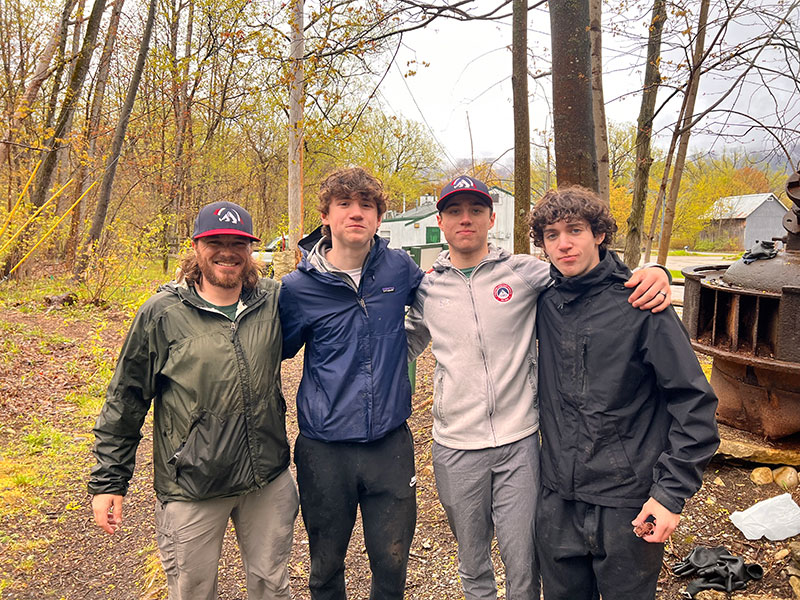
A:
382;202;438;224
706;193;786;220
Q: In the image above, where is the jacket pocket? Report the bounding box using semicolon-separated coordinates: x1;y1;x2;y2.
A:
170;410;255;500
432;364;447;429
526;354;538;409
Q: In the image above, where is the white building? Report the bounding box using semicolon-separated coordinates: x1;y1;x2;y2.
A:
379;186;515;268
700;193;788;250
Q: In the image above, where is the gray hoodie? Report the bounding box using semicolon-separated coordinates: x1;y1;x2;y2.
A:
406;245;550;450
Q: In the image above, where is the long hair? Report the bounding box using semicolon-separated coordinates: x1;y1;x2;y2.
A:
179;248;262;290
318;167;388;238
529;186;617;251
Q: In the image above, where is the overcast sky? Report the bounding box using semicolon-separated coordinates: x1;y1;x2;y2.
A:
373;3;799;174
376;7;650;167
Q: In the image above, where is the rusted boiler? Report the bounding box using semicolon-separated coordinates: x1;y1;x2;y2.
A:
681;170;800;439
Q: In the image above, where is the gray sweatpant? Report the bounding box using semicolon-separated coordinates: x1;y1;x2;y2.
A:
155;468;299;600
433;434;540;600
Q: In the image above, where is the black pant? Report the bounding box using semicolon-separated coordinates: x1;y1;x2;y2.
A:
536;487;665;600
294;424;417;600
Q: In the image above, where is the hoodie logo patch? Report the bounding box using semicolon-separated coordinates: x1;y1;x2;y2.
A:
382;286;395;293
493;283;513;302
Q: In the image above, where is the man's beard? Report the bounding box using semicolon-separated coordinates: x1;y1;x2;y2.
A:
197;254;244;289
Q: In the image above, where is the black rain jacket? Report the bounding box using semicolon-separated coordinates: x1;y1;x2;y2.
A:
537;250;719;514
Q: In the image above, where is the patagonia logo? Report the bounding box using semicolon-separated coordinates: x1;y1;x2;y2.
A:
493;283;513;302
382;287;395;293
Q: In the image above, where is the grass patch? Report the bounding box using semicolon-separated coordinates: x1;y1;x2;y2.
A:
0;258;170;314
669;269;684;281
139;542;168;597
64;390;105;415
22;418;69;453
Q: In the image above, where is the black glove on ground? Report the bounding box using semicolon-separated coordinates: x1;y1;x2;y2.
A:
672;545;763;598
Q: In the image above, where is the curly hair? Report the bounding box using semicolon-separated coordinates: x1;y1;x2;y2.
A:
529;186;617;251
318;167;388;238
178;247;262;290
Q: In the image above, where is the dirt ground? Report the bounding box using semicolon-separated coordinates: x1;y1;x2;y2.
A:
1;300;799;599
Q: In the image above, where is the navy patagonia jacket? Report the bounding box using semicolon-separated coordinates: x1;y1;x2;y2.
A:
279;232;424;442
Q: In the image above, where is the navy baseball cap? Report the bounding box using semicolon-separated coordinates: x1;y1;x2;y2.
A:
192;201;260;242
437;175;494;211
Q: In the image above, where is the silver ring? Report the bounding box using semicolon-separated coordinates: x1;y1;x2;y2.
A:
658;290;667;298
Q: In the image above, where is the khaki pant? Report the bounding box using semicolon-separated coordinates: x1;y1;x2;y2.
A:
155;469;299;600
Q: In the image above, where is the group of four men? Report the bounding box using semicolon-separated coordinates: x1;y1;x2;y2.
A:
88;167;719;600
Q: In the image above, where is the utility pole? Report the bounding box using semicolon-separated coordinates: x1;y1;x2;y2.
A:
288;0;304;255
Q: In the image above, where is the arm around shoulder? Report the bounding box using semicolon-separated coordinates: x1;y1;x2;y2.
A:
405;285;430;363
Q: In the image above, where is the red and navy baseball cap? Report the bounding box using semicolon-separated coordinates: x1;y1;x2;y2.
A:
192;201;260;242
437;175;494;211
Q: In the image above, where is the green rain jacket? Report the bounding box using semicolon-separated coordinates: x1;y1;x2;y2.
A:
88;278;289;503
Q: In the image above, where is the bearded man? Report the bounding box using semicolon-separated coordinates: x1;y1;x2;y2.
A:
88;201;298;600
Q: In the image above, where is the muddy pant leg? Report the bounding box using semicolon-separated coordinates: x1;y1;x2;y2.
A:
492;436;540;600
155;496;234;600
232;469;300;600
433;442;496;600
593;504;664;600
295;434;359;600
536;489;597;600
359;424;417;600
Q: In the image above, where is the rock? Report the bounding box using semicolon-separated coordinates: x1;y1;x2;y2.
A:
712;476;725;486
750;466;774;485
773;466;800;491
695;590;726;600
43;292;78;306
716;423;800;465
790;575;800;599
787;563;800;577
776;548;791;561
790;541;800;564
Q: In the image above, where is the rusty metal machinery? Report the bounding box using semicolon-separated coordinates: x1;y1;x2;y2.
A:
682;170;800;440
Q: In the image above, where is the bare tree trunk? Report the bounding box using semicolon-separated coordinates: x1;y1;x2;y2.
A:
56;0;86;212
288;0;304;254
589;0;609;204
0;0;77;165
30;0;108;208
512;0;530;253
642;119;680;262
65;0;125;265
168;0;194;259
74;0;158;277
549;0;598;190
623;0;666;268
656;0;709;265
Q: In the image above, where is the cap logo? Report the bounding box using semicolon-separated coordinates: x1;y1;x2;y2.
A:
451;177;474;190
493;283;513;303
214;207;242;224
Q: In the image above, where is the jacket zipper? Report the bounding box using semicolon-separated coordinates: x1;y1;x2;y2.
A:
180;287;268;485
230;304;263;486
462;267;498;444
357;292;373;439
